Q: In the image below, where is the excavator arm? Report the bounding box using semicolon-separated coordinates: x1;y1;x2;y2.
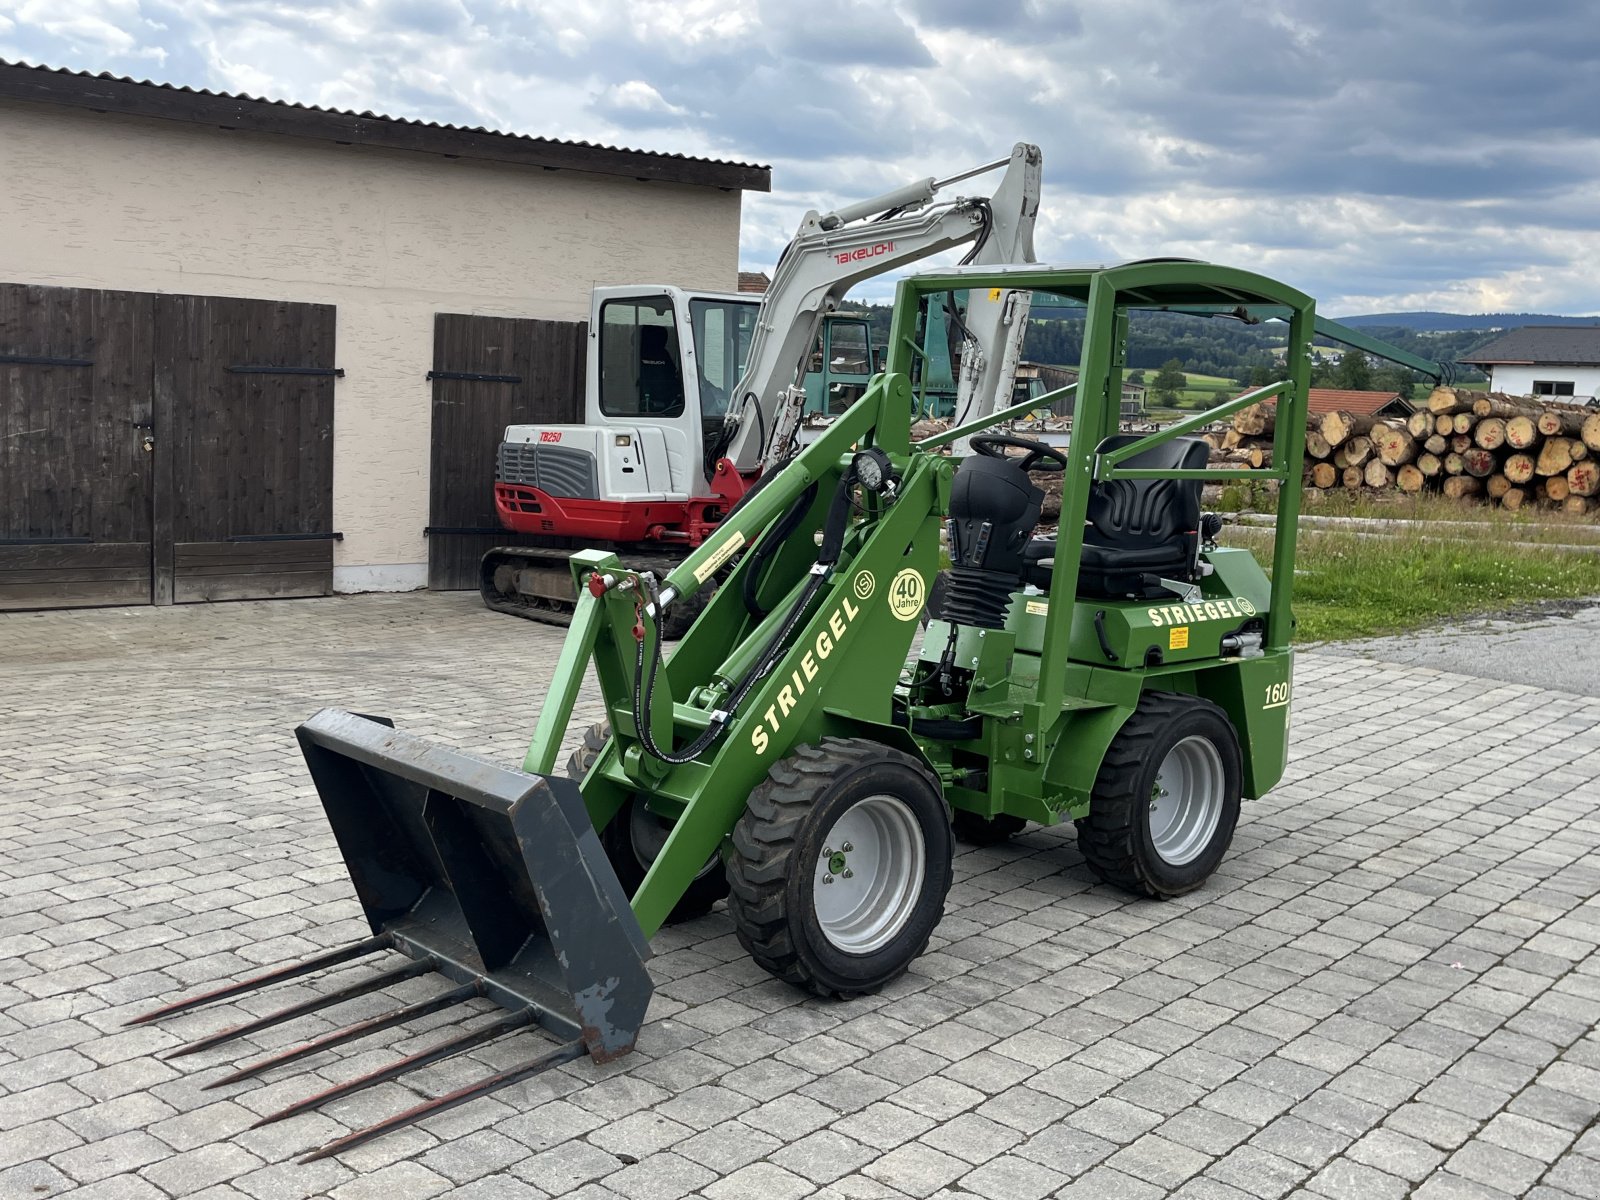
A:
718;143;1042;473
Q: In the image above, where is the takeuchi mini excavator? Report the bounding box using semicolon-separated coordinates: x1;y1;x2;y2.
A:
139;260;1312;1161
479;144;1042;632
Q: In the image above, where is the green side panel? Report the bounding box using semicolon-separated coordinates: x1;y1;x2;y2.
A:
1005;548;1270;670
1190;650;1294;798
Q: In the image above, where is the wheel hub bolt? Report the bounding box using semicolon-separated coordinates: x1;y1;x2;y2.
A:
821;874;833;884
841;842;853;853
842;868;854;879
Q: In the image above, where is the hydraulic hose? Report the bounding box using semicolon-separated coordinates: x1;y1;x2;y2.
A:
742;481;819;619
632;463;859;764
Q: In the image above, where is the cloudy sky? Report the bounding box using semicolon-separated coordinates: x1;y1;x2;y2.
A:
4;0;1599;315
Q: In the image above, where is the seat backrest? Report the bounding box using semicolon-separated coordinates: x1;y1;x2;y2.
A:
1084;435;1209;550
637;325;684;414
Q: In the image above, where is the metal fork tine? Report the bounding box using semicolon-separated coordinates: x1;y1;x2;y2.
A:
163;957;436;1059
248;1006;534;1127
207;980;483;1090
299;1038;586;1162
126;934;393;1025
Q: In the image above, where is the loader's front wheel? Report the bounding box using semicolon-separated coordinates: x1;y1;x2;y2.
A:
728;739;953;998
566;721;729;922
1076;691;1241;899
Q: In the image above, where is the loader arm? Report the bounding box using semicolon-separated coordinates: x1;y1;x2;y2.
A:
721;143;1041;473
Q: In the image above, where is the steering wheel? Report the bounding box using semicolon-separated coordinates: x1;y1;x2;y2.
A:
970;434;1070;475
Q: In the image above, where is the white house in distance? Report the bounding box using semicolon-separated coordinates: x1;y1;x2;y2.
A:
1460;327;1600;403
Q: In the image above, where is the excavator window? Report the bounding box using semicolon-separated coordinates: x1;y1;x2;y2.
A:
600;295;685;418
689;299;758;418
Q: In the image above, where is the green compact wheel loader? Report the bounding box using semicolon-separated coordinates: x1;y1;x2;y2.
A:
138;260;1311;1158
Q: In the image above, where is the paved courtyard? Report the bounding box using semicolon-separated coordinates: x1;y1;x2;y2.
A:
3;592;1599;1200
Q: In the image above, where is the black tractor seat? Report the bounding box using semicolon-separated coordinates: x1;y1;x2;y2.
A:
1023;434;1210;601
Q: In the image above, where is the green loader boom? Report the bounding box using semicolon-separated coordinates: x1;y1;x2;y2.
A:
139;260;1313;1159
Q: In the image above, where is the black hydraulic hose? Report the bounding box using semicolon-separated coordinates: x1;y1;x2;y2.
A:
631;465;859;765
743;481;818;619
957;199;993;266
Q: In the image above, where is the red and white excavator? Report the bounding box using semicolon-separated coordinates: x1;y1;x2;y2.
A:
481;144;1043;631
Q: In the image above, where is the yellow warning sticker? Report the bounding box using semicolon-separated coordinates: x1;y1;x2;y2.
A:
1169;626;1190;650
988;287;1003;301
692;530;746;583
1025;599;1049;616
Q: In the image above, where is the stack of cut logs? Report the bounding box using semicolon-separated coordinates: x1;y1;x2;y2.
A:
1209;388;1600;514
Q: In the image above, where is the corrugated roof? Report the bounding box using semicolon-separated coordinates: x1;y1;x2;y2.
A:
1460;326;1600;366
0;59;771;193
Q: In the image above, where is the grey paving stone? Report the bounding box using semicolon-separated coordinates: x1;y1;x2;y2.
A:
602;1152;715;1200
954;1151;1066;1200
1445;1138;1551;1195
1053;1164;1167;1198
1203;1144;1307;1199
1303;1157;1409;1200
860;1142;967;1197
1106;1132;1211;1189
770;1128;878;1184
702;1161;815;1200
50;1129;170;1183
328;1161;453;1200
674;1124;780;1173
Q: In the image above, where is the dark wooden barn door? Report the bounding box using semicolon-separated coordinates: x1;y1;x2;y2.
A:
0;284;156;609
154;296;338;602
1;283;336;610
427;314;586;589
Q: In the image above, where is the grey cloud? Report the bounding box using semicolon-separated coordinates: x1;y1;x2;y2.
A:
2;0;1598;312
910;0;1079;36
758;0;935;69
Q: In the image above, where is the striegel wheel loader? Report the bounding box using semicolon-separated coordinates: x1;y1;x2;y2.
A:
136;260;1313;1159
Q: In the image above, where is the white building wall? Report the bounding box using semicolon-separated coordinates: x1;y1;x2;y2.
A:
0;104;744;591
1487;365;1600;402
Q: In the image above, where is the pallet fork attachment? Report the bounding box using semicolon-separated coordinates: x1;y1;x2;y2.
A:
131;708;651;1160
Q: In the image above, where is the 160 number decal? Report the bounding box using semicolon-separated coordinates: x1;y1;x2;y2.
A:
1263;681;1291;709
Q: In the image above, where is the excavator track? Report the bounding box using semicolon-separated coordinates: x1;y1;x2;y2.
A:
480;545;710;639
479;546;581;626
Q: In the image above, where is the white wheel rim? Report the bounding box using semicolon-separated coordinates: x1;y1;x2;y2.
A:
812;795;926;954
1148;735;1226;866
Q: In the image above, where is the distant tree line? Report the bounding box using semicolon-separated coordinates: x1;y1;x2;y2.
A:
860;303;1493;397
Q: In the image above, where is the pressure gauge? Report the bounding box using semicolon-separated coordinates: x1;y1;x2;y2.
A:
853;448;895;493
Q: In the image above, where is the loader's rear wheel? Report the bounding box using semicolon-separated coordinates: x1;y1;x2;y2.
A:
1076;691;1241;899
566;721;729;922
727;739;953;997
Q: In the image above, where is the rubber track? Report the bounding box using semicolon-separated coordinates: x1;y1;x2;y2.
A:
481;548;709;640
725;738;947;998
1075;690;1228;899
